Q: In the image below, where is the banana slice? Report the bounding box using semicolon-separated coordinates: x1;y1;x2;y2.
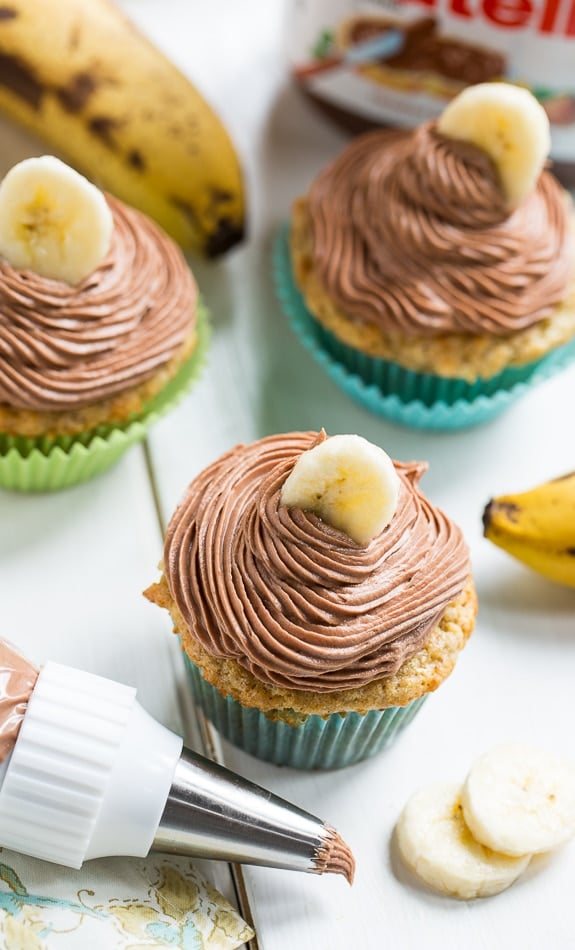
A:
436;82;550;208
462;743;575;856
0;155;114;285
280;433;400;545
396;782;531;900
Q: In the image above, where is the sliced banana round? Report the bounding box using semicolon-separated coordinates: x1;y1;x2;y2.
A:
436;82;550;208
0;155;114;285
396;782;531;900
279;433;400;545
462;743;575;856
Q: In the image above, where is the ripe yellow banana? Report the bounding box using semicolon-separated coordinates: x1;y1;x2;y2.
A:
483;472;575;588
0;0;245;256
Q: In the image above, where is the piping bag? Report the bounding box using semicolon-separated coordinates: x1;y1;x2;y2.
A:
0;640;354;882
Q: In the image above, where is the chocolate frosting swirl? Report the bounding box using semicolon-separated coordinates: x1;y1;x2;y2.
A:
0;196;196;411
308;124;573;336
164;431;470;693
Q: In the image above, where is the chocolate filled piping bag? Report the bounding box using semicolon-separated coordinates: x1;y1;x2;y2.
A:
0;641;354;883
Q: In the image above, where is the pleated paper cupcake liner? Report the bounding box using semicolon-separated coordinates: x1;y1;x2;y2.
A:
0;303;210;492
184;655;427;771
273;226;575;431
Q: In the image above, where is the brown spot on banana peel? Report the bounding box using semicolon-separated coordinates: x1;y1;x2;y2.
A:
88;115;123;149
482;500;521;535
0;52;42;109
128;149;145;171
173;195;245;258
0;8;17;20
56;72;98;113
203;216;245;258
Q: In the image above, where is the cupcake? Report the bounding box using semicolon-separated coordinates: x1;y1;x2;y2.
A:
145;430;477;770
277;83;575;429
0;156;206;491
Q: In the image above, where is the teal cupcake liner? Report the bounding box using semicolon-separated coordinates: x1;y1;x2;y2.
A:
184;655;427;770
273;226;575;430
0;302;210;492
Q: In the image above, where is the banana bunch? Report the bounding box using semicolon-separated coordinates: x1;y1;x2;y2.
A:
483;472;575;589
397;743;575;900
0;0;245;257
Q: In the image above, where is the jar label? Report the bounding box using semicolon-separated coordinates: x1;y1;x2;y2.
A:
288;0;575;159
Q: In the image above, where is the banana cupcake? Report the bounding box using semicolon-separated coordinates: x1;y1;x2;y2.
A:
276;83;575;429
0;156;207;491
145;430;477;770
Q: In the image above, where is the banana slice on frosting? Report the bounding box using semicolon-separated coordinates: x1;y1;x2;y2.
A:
437;82;550;208
0;155;114;285
462;743;575;857
280;433;400;545
396;782;531;900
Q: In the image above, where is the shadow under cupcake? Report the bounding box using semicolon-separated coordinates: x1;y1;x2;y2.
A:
145;430;477;770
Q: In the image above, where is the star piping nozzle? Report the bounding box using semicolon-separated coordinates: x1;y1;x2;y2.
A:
0;661;354;882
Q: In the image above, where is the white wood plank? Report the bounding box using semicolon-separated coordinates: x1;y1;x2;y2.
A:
0;45;244;915
139;1;575;947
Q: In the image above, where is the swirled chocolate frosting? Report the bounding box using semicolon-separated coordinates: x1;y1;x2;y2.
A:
0;196;196;411
307;123;573;336
164;431;470;693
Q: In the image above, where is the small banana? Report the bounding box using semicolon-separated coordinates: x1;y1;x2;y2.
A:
462;744;575;857
280;433;400;546
0;155;113;284
396;782;531;900
483;471;575;589
0;0;245;257
437;82;550;208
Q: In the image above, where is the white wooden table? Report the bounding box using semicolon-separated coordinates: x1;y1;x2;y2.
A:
2;1;575;947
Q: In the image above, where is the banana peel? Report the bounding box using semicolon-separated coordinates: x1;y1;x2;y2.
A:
0;0;246;256
483;472;575;589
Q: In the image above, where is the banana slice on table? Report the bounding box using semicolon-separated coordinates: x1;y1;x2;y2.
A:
396;782;531;900
437;82;550;208
280;433;400;545
0;156;114;285
462;743;575;856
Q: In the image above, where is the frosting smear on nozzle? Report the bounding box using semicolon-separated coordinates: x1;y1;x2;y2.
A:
0;639;38;762
314;826;355;884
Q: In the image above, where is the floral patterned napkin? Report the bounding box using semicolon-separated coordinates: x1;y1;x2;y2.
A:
0;849;253;949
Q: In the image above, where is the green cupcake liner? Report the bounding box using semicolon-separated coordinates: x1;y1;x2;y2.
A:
273;226;575;430
184;654;427;770
0;303;210;492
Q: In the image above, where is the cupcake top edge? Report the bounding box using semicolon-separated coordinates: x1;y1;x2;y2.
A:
163;430;471;694
0;157;197;413
302;83;574;339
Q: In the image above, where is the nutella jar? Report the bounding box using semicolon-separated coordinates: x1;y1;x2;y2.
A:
287;0;575;174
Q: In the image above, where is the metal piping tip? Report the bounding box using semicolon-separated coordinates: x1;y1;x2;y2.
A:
0;659;354;880
152;748;355;884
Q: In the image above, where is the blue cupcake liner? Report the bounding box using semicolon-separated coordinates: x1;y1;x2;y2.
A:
184;654;427;770
273;226;575;430
0;303;210;492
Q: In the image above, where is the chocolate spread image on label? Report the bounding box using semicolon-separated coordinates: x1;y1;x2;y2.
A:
0;639;37;762
338;16;505;87
287;0;575;164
